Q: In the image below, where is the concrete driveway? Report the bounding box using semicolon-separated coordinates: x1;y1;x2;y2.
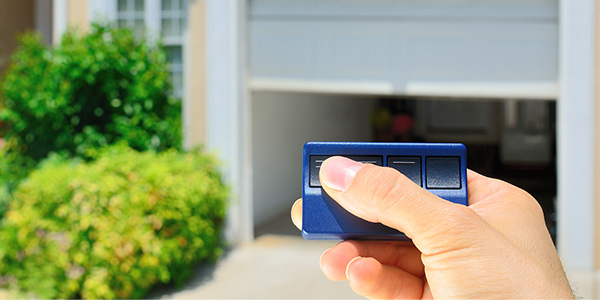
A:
157;234;362;299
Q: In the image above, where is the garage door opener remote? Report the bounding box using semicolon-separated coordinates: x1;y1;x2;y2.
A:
302;142;468;240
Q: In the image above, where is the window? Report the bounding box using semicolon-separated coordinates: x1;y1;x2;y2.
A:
117;0;145;38
165;46;183;98
161;0;186;42
116;0;187;98
161;0;186;98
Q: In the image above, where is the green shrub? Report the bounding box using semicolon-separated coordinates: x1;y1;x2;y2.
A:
0;139;36;218
0;23;181;162
0;145;228;299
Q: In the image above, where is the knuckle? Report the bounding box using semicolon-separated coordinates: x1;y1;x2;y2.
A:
496;180;546;219
519;191;546;222
520;190;544;217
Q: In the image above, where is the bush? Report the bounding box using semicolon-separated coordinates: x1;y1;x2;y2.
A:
0;23;181;162
0;140;36;218
0;145;228;299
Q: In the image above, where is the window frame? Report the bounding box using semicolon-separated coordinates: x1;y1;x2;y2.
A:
113;0;187;98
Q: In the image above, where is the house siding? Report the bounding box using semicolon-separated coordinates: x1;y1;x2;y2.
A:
595;0;600;271
67;0;88;31
185;0;207;148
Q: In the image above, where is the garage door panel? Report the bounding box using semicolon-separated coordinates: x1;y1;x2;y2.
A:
251;23;316;77
250;1;558;98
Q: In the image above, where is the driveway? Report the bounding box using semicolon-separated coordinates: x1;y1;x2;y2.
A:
157;234;361;299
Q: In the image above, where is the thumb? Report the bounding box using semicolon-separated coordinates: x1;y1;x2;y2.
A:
320;156;482;254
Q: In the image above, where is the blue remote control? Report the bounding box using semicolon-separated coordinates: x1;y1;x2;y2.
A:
302;142;468;240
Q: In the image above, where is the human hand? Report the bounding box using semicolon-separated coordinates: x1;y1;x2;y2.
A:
291;156;574;299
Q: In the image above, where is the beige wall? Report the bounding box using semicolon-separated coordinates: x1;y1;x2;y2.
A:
186;0;207;147
0;0;34;75
596;0;600;270
67;0;88;32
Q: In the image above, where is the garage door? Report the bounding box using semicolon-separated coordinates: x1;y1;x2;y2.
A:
249;0;558;99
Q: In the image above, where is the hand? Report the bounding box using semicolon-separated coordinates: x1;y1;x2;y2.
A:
291;156;574;299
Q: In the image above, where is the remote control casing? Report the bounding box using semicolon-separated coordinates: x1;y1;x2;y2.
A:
302;142;468;240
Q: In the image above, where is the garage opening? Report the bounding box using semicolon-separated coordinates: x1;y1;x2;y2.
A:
252;93;557;243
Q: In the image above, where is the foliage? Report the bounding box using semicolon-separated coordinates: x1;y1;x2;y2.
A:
0;145;228;299
0;23;181;162
0;139;36;218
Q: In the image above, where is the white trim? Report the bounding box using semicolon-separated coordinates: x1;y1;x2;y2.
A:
145;0;161;42
250;78;558;100
52;0;68;44
163;36;184;45
403;82;557;100
557;0;596;271
182;0;191;150
145;0;160;30
250;79;394;95
206;0;253;243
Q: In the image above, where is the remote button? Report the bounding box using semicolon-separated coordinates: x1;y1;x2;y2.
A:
426;157;461;189
345;156;383;166
309;155;383;187
387;156;421;186
310;155;329;187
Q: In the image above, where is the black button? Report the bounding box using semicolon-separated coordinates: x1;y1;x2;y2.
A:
345;156;383;166
387;156;421;186
426;157;461;189
309;155;383;187
310;155;329;187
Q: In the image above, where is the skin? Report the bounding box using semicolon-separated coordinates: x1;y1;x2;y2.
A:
290;156;574;299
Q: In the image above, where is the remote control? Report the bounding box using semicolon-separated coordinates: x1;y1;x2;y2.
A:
302;142;468;240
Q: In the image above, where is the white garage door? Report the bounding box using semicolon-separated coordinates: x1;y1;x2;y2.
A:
249;0;558;99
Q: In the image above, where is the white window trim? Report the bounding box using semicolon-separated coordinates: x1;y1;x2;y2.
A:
89;0;185;46
145;0;161;37
52;0;68;45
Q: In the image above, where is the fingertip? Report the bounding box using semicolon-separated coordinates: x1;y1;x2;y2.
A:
319;156;364;193
290;198;303;230
320;247;347;281
319;247;336;280
346;257;424;299
345;256;364;280
320;241;361;281
346;257;381;290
